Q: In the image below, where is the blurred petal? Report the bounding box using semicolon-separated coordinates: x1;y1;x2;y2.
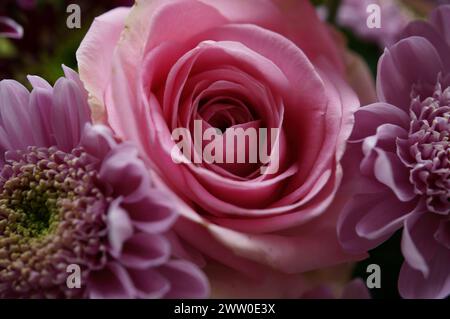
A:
344;50;377;105
430;4;450;46
0;17;23;39
341;278;371;299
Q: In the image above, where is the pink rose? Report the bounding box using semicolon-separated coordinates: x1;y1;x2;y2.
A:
77;0;370;295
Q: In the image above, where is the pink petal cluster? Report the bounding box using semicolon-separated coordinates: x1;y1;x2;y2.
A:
338;5;450;299
0;67;208;298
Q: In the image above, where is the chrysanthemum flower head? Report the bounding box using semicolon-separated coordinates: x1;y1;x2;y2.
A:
339;5;450;299
0;66;209;298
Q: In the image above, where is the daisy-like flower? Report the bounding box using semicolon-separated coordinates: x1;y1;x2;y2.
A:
0;66;209;298
338;5;449;298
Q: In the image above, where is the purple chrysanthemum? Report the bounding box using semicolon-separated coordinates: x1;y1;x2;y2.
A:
0;66;209;298
338;5;450;299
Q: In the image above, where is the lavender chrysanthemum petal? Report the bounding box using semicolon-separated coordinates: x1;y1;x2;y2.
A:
399;211;450;299
376;36;445;110
51;77;91;152
0;80;34;150
159;260;210;298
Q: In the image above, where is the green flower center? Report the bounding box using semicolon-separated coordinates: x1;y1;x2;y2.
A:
0;173;61;239
0;146;109;298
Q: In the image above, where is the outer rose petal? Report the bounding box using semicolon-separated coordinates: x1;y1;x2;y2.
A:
326;24;376;106
344;51;377;106
207;262;353;298
76;7;130;122
77;0;347;126
198;0;345;73
155;163;365;275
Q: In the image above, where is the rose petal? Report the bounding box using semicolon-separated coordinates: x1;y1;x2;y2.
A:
76;7;130;122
